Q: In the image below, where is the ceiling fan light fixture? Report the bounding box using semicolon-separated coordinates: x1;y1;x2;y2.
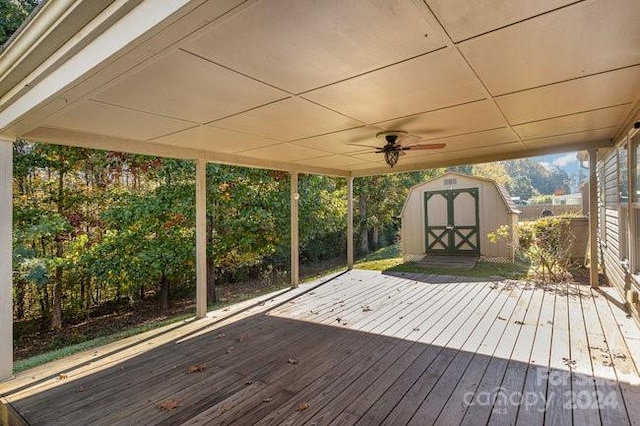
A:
384;150;400;167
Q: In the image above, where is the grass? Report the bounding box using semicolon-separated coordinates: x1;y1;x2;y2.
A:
12;279;305;374
14;313;194;374
355;243;531;280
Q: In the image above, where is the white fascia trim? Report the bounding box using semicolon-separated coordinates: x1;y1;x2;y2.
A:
0;0;196;131
0;0;81;80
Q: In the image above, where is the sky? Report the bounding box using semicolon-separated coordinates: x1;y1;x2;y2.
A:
533;152;580;176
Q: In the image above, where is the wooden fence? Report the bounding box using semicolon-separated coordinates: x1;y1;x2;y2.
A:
518;204;583;221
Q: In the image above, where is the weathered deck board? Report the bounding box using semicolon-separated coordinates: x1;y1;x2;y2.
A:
579;285;630;426
545;283;573;426
1;269;639;426
567;283;602;426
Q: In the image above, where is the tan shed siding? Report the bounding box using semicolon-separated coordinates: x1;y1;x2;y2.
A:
401;183;426;257
479;180;510;257
401;173;515;259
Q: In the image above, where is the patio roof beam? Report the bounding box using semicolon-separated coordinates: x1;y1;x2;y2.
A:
22;127;351;178
0;139;13;380
195;159;207;317
589;148;599;288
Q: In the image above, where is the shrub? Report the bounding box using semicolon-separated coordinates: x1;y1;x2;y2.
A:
489;216;576;282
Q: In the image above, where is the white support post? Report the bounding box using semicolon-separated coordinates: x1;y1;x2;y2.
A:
0;140;13;380
291;172;299;288
195;159;207;318
347;177;354;269
589;149;599;288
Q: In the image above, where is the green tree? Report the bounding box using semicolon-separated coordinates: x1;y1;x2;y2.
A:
0;0;37;46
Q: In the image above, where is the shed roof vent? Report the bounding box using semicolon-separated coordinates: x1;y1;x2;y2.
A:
444;178;457;186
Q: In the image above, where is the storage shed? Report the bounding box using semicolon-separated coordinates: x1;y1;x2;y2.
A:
401;173;520;262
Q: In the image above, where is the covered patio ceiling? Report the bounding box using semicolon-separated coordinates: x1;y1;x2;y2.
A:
1;0;639;176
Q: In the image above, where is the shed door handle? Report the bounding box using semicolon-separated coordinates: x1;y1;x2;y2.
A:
446;226;454;230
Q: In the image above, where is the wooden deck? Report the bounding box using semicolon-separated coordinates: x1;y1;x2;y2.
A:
2;269;640;426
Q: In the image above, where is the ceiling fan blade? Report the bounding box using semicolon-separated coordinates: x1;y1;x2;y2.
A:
405;143;446;150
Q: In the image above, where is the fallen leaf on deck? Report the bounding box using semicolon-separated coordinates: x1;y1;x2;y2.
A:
157;399;180;411
613;353;627;360
562;357;576;368
297;402;310;411
57;374;68;380
336;317;341;323
186;364;207;374
263;397;273;403
498;317;506;321
342;321;348;326
362;306;372;312
413;327;420;332
217;333;226;339
236;336;245;342
77;386;87;393
288;358;299;365
515;320;525;325
227;347;235;354
245;380;253;385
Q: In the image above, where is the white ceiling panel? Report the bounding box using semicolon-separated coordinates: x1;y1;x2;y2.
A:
292;154;371;168
459;0;640;95
496;66;640;125
43;100;194;141
151;125;280;153
376;99;507;140
183;0;444;94
524;128;616;150
4;0;640;176
427;0;575;42
303;49;486;124
238;142;331;162
444;143;525;159
294;126;386;155
513;104;631;141
413;127;519;151
210;98;362;142
93;50;288;123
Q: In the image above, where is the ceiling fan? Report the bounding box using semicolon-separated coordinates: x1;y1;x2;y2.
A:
353;131;446;168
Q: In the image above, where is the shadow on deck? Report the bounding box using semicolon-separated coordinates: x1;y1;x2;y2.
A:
1;270;639;425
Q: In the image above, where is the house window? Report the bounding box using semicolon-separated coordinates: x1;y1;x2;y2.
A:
635;133;640;203
619;143;629;265
630;132;640;274
620;143;628;202
599;163;606;246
